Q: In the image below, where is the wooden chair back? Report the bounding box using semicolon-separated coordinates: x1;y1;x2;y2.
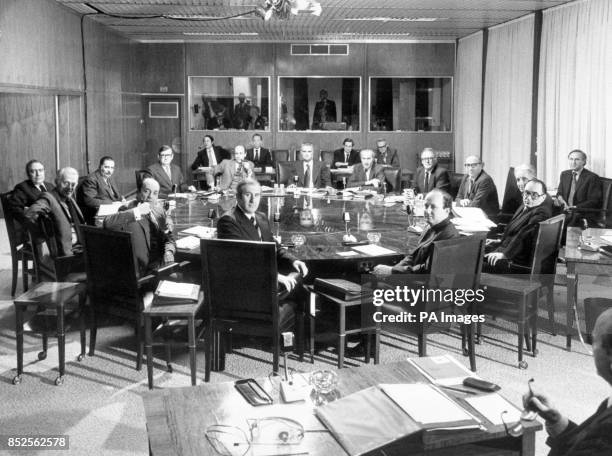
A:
272;149;290;165
530;214;565;277
276;161;296;186
383;168;402;193
1;191;25;258
135;169;152;191
319;150;334;167
449;172;465;199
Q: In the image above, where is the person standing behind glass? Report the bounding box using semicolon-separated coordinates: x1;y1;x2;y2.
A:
213;145;254;191
312;89;337;129
233;93;251;130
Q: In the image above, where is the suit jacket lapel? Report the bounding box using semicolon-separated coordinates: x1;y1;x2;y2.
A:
137;217;151;250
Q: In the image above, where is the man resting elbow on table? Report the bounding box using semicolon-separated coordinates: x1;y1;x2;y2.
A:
372;189;459;275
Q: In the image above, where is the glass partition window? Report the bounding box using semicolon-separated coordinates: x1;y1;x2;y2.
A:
370;77;452;132
278;77;360;131
189;77;270;131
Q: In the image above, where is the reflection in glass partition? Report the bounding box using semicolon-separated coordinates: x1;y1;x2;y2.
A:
189;77;270;131
370;78;452;132
279;77;360;131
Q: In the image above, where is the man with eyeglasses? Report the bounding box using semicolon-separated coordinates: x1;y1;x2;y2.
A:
148;145;196;198
456;155;499;218
25;167;85;258
484;179;551;273
374;139;400;167
414;148;450;195
9;159;55;223
555;149;602;227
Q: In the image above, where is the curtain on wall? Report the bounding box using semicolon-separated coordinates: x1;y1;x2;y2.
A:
454;31;483;172
537;0;612;187
482;15;535;204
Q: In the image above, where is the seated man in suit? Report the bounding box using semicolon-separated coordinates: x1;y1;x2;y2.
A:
103;177;175;277
190;135;230;189
217;178;308;294
347;149;386;190
9;159;55;224
333;138;359;168
456;155;500;218
484;179;552;273
292;142;331;189
148;145;196;198
414;148;450;195
246;133;272;168
524;307;612;456
374;138;400;167
26;167;85;261
77;156;125;225
555;149;603;227
213;145;254;192
372;189;459;275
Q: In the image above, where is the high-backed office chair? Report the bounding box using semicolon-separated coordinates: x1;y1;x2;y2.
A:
276;161;296;186
383;168;402;193
381;236;485;371
478;214;565;368
272;149;290;165
201;239;302;380
498;167;522;224
82;226;181;371
319;150;335;167
600;177;612;228
135;169;152;191
1;191;34;296
449;172;465;199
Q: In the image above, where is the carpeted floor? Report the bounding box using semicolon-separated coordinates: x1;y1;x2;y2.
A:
1;219;611;456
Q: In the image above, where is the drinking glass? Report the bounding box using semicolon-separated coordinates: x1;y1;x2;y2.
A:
291;234;306;250
367;232;381;244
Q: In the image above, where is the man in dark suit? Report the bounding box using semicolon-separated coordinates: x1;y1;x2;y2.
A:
246;133;273;168
347;149;385;190
524;307;612;456
484;179;552;273
232;93;251;129
9;159;55;223
555;149;603;227
456;155;500;218
77;156;124;225
374;138;400;167
217;179;308;293
372;189;459;274
292;142;331;188
103;177;175;277
25;167;84;258
414;148;450;195
312;89;337;129
147;145;196;198
332;138;360;168
190;135;230;189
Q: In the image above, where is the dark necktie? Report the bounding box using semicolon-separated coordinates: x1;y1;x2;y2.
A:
345;152;350;162
255;149;259;162
251;216;262;240
424;172;430;191
38;184;46;192
467;178;474;197
66;198;84;246
568;171;578;206
304;163;311;188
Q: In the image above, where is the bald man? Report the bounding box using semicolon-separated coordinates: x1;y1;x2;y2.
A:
524;308;612;456
103;177;175;276
213;145;254;191
456;155;500;218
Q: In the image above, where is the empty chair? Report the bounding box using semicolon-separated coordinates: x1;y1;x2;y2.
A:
383;168;402;193
276;161;296;186
272;149;290;165
319;150;335;167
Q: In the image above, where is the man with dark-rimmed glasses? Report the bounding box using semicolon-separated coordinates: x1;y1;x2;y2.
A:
456;155;499;218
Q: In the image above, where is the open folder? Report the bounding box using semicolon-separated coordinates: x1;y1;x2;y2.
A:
315;383;481;456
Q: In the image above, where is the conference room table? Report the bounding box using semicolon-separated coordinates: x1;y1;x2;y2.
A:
171;191;419;277
562;227;612;350
142;360;541;456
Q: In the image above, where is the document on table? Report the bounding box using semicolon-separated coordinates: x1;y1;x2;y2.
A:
180;225;216;238
97;201;126;216
352;244;397;256
452;207;497;228
464;393;522;425
176;235;200;250
336;251;359;257
600;235;612;245
408;354;478;386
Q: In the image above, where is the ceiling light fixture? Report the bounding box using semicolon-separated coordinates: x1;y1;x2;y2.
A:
255;0;322;21
338;17;443;22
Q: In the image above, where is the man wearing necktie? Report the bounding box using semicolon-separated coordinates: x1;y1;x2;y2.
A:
190;135;230;190
374;139;400;167
522;308;612;456
103;177;175;277
347;149;386;190
332;138;359;169
217;179;309;295
555;149;603;227
77;156;125;225
293;143;331;188
373;189;459;274
149;145;197;198
9;159;55;224
414;148;450;195
212;145;255;191
246;134;272;168
25;167;85;259
456;155;500;219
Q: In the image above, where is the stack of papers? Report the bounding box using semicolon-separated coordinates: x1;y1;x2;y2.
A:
600;235;612;245
97;201;128;217
452;207;497;232
408;354;477;386
180;226;216;238
176;235;200;250
352;244;397;256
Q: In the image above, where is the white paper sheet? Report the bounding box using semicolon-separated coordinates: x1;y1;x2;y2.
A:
156;281;198;299
600;235;612;245
465;393;522;425
351;244;397;256
176;235;200;250
97;201;126;216
180;225;216;238
336;251;359;257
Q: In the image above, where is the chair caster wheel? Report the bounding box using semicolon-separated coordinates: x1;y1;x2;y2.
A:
166;363;173;373
13;375;22;385
77;354;84;362
38;351;47;361
518;360;528;369
55;376;64;386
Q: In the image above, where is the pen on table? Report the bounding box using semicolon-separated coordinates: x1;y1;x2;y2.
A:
439;385;478;395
